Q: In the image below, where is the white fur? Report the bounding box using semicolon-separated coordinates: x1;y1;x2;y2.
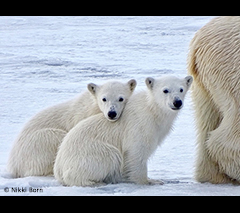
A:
7;79;136;178
54;76;193;186
88;79;137;122
188;16;240;184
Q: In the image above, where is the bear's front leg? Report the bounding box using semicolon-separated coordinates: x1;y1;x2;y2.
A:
122;163;148;184
122;149;148;184
122;149;163;185
122;161;163;185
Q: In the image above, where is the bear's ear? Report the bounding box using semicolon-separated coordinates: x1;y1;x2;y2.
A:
127;79;137;92
87;83;98;95
185;76;193;87
145;77;154;90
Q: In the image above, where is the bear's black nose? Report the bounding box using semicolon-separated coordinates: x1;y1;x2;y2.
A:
173;99;182;108
108;111;117;119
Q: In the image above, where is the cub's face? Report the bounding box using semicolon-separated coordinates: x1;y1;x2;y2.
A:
88;79;137;122
145;76;193;111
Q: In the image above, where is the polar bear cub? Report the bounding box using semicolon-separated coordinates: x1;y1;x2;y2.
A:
54;75;193;186
7;79;137;178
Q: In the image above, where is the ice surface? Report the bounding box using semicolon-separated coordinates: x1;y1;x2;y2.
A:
1;16;239;196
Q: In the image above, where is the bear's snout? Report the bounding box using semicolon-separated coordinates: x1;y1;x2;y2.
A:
173;99;182;110
108;111;117;120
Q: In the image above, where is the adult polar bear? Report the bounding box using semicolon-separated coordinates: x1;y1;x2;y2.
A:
54;75;193;186
188;16;240;184
7;79;137;178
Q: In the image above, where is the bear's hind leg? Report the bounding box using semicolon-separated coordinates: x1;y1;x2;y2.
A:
16;128;66;177
190;81;227;183
205;111;240;184
62;141;123;187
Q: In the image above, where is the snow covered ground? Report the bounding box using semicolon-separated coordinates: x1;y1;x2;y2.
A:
1;16;239;196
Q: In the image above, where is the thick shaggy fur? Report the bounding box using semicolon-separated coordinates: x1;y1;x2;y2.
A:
54;76;192;186
187;16;240;184
7;79;136;178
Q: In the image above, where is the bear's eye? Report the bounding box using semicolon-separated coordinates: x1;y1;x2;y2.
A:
119;97;124;102
102;98;107;102
163;89;169;94
180;88;183;93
